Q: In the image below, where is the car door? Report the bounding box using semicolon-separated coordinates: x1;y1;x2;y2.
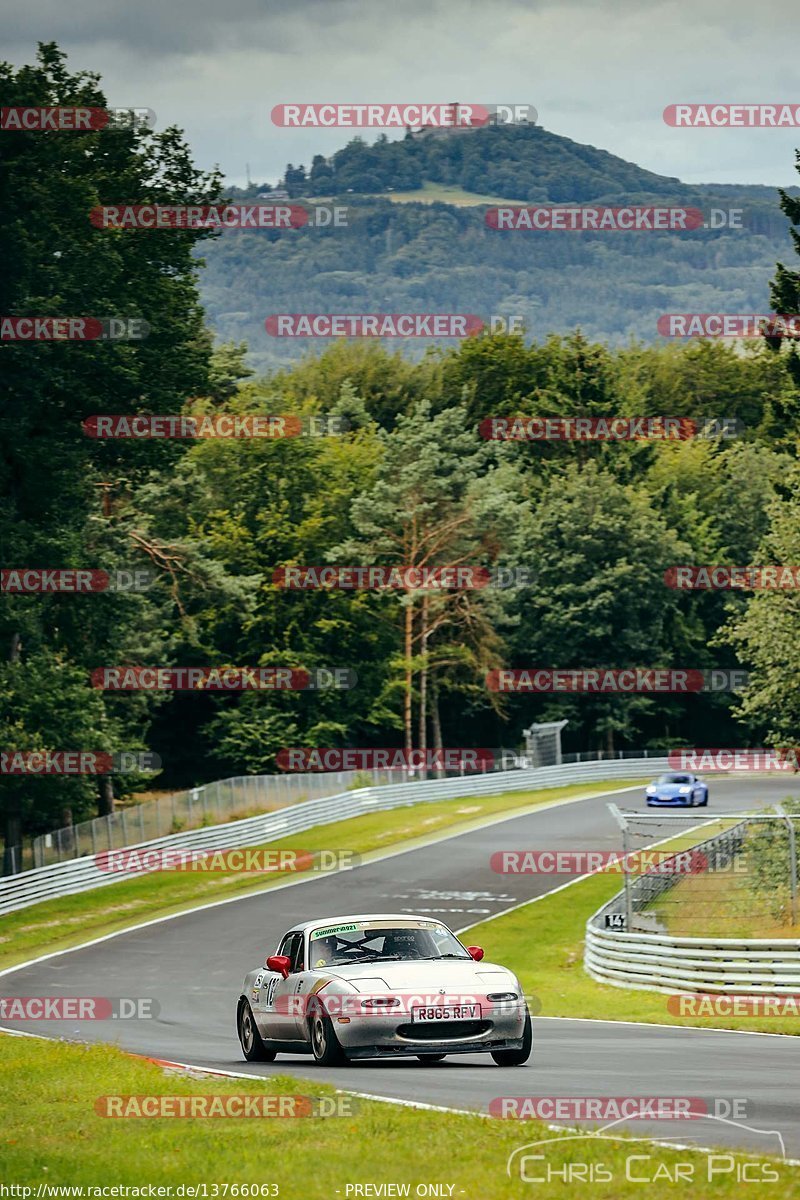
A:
282;930;316;1039
254;932;304;1042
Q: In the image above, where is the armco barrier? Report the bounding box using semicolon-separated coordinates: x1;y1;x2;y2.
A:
0;757;663;916
585;925;800;995
584;821;800;994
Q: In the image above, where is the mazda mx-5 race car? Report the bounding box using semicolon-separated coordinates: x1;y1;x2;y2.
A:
237;913;532;1066
646;772;709;807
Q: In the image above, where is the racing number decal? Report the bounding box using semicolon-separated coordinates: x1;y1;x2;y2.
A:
264;976;279;1008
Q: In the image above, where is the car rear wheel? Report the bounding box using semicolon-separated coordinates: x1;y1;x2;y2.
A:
491;1011;532;1066
309;1000;347;1066
417;1054;446;1063
237;999;276;1062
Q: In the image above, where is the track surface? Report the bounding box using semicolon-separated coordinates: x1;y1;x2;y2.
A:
4;778;800;1158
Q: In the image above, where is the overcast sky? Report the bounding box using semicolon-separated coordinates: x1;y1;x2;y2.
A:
6;0;800;189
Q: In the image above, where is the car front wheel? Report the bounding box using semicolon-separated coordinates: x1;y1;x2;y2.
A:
237;999;276;1062
491;1012;532;1066
309;1000;348;1066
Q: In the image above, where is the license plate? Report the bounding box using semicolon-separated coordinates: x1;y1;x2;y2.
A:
410;1004;480;1022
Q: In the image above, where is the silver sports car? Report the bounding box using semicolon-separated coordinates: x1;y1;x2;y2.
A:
237;912;532;1066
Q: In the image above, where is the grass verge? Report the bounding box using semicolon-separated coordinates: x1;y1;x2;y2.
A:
0;780;641;974
0;1034;786;1196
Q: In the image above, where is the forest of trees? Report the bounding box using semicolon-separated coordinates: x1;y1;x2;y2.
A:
2;45;800;861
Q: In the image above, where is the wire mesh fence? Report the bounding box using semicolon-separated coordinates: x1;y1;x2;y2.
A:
607;803;800;937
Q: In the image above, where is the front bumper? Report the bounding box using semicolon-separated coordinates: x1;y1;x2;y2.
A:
331;1002;528;1056
647;794;691;806
345;1035;526;1059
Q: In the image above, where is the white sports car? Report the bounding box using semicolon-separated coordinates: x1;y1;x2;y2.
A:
237;912;532;1066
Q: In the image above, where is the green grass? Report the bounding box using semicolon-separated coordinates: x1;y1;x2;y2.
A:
647;864;800;938
312;181;520;206
385;181;520;206
0;1035;787;1196
461;827;800;1036
0;780;640;973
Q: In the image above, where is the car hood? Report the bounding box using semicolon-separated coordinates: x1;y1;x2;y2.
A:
651;783;687;795
316;959;515;990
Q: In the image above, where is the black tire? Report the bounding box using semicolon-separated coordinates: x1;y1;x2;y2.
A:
308;1000;347;1066
491;1012;532;1066
237;999;276;1062
417;1054;446;1063
700;793;709;806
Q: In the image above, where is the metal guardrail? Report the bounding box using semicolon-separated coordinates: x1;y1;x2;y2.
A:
585;821;800;994
0;757;662;916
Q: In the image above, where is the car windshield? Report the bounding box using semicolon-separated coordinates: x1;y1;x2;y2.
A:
308;921;470;968
656;774;692;784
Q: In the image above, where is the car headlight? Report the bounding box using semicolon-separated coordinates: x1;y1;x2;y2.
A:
678;785;692;794
487;992;519;1001
360;997;400;1008
646;785;656;794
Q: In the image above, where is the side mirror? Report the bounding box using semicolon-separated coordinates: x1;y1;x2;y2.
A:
467;946;484;961
266;954;291;979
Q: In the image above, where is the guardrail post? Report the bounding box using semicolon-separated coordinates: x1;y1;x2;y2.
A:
608;803;633;929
